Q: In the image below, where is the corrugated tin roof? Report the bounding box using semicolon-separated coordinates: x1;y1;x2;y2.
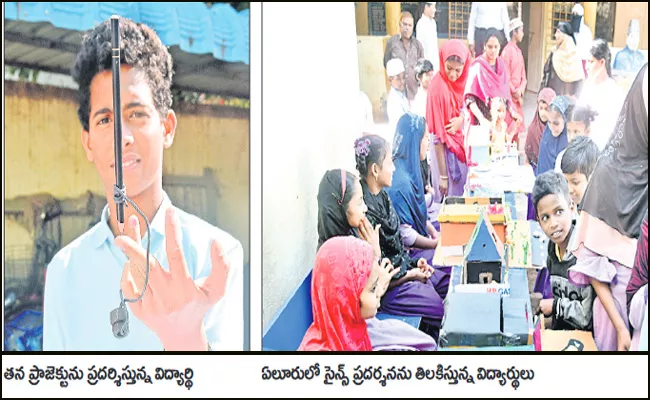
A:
4;2;249;98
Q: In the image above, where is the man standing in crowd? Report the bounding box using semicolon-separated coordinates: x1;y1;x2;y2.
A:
416;2;439;74
467;2;510;57
502;17;528;142
384;11;424;101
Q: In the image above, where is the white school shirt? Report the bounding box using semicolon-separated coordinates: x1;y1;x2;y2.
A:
554;149;566;173
411;87;428;118
387;87;410;134
43;191;244;351
416;15;440;74
468;2;510;44
575;23;594;61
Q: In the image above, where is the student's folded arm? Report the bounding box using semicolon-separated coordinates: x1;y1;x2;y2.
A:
202;239;244;351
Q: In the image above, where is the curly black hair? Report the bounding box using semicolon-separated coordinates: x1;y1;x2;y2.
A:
71;18;174;131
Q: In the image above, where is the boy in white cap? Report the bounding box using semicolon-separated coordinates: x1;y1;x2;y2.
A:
386;58;410;134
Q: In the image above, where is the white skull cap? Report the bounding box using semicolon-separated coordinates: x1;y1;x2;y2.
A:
386;58;405;77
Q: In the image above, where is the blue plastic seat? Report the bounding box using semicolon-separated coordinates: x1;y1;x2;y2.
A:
210;3;246;63
263;269;313;351
96;2;141;26
47;2;98;31
238;9;250;64
4;2;20;20
7;2;51;23
137;2;181;48
174;2;214;55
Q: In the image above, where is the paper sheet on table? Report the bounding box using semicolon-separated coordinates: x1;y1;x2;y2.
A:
433;245;465;266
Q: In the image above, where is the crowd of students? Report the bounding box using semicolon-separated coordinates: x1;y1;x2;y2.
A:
299;11;648;352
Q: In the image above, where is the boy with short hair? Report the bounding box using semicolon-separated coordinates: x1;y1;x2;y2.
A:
43;17;244;351
560;135;600;209
386;58;410;134
532;171;595;331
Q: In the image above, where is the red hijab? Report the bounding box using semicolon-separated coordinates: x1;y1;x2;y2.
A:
426;39;471;164
298;236;374;351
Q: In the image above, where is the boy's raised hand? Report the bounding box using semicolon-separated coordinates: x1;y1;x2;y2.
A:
114;208;230;351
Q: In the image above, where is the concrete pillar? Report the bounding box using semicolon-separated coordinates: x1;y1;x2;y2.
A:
355;2;369;36
385;2;401;37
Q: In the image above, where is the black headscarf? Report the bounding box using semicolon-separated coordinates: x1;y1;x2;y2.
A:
580;64;648;239
558;22;577;45
361;180;417;280
570;14;582;34
317;169;358;249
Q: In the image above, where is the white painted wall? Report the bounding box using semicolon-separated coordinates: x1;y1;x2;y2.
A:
262;3;361;328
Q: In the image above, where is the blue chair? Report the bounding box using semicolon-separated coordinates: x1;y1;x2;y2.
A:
136;2;181;48
238;9;250;64
96;2;141;26
174;2;214;55
47;2;98;31
7;2;51;23
210;3;245;63
263;269;313;351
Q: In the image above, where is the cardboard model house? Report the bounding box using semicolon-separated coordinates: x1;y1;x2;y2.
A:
463;211;505;284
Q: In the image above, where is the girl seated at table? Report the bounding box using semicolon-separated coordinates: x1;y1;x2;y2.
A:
354;133;449;340
298;236;438;351
315;169;444;344
385;113;440;264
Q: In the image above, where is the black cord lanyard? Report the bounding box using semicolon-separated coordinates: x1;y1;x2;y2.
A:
108;15;153;339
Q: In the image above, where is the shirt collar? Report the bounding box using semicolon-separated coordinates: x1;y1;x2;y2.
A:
390;87;406;97
554;223;577;262
88;190;173;249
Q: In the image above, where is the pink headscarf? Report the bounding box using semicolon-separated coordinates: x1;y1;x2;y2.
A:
464;56;512;106
298;236;374;351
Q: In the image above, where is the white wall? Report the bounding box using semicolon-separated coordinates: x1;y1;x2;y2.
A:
262;3;361;328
